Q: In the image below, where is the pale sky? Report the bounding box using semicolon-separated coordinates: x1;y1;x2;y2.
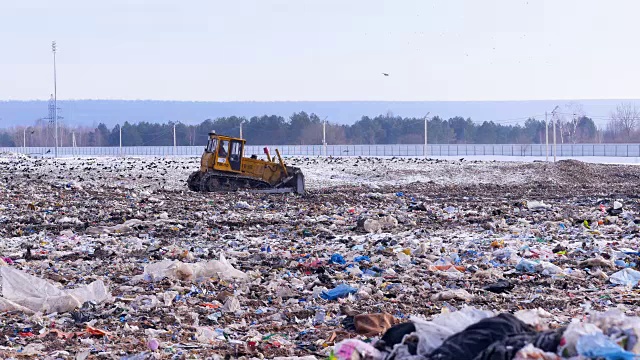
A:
1;0;639;101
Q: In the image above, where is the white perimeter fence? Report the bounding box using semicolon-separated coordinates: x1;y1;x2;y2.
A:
2;144;640;158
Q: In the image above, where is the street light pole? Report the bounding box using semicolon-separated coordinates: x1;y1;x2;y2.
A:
545;112;549;162
173;123;177;154
552;105;560;162
423;112;430;158
322;116;327;156
52;41;58;158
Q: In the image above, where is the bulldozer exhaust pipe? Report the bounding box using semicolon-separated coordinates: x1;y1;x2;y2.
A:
275;149;288;177
263;147;272;162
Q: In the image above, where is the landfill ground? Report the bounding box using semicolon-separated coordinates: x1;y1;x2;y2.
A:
1;154;640;359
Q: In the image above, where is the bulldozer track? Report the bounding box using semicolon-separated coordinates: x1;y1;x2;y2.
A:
189;170;275;193
188;169;304;194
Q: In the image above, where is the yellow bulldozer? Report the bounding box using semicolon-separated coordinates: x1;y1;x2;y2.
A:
187;131;305;194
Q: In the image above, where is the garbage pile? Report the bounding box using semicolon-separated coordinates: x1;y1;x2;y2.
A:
1;155;640;359
336;306;640;360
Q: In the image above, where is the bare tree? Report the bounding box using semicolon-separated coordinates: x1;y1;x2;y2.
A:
299;123;323;145
327;124;347;144
557;102;585;144
610;103;640;142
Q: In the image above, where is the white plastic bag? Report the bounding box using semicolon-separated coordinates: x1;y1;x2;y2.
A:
513;344;560;360
143;254;248;282
558;320;602;357
410;306;495;356
515;308;552;330
0;267;110;314
202;253;248;281
610;268;640;287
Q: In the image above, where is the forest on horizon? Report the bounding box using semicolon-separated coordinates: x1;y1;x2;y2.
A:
1;103;638;147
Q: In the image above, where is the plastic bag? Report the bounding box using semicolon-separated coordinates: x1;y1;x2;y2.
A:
473;328;563;360
516;259;538;273
515;308;552;330
576;333;635;360
527;200;551;210
142;254;248;282
0;267;110;314
354;255;371;263
609;268;640;287
559;320;602;357
511;343;560;360
540;261;563;276
334;339;382;360
431;289;473;301
410;306;495;356
195;326;221;344
330;253;346;264
320;284;357;300
427;313;541;360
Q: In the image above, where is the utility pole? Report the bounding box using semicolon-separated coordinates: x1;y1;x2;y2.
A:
52;41;58;158
545;112;549;162
322;116;328;156
119;124;122;156
423;112;430;157
239;120;245;140
23;127;27;148
173;123;177;154
553;116;557;162
552;106;560;162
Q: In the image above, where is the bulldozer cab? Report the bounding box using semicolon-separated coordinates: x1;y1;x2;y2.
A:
204;132;245;173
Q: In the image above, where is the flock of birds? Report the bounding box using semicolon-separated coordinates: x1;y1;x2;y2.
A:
289;156;475;168
0;155;488;193
0;158;195;191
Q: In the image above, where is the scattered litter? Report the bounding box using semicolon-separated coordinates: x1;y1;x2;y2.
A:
1;155;640;358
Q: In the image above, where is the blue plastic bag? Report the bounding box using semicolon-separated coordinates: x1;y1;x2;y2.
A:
354;256;371;263
321;284;357;300
516;259;537;273
615;259;628;268
330;253;346;265
576;333;636;360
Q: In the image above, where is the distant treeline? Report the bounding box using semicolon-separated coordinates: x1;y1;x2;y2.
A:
4;106;640;147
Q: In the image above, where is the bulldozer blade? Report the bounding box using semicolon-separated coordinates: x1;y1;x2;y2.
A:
245;172;305;195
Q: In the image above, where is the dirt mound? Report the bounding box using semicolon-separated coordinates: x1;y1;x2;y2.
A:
551;159;600;185
543;159;640;189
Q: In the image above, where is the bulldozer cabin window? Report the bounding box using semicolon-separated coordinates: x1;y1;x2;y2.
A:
229;140;243;171
206;138;218;153
218;140;229;162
